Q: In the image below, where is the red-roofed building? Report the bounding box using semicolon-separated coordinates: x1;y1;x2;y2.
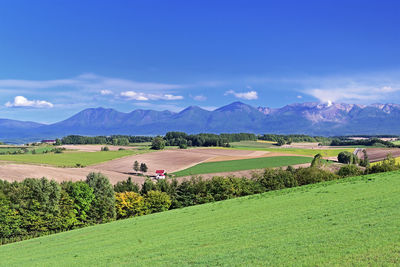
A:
155;170;166;179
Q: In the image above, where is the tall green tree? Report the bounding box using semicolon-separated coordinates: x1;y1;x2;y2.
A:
151;137;166;150
85;173;116;223
140;163;148;173
133;161;139;172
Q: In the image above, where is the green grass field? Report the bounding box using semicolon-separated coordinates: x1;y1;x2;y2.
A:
172;156;312;177
1;171;399;266
230;140;276;148
0;150;148;167
0;146;53;154
214;142;354;157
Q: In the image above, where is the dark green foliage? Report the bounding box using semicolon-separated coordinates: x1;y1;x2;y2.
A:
85;173;116;223
101;146;109;151
254;168;298;191
63;181;95;224
114;177;139;193
133;161;139;172
151;137;165;150
140;163;148;173
311;153;323;167
61;135;152;145
330;138;396;147
140;178;157;195
259;134;331;145
337;165;363;177
164;132;256;147
338;151;358;164
295;168;338;186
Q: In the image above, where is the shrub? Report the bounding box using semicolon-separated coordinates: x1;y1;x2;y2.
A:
144;191;171;213
295;167;338;186
337;164;363;177
115;192;147;219
114;177;139;193
311;154;323;168
254;168;297;191
365;154;400;174
101;146;110;151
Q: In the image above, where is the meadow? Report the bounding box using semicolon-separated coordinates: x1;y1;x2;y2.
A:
0;149;147;167
1;171;399;266
172;156;312;177
213;143;353;157
0;146;53;154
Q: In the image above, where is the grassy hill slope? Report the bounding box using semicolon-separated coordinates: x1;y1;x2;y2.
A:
1;171;400;266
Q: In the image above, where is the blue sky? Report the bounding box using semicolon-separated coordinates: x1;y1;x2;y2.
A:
0;0;399;123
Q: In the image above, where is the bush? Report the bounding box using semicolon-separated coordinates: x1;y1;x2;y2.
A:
311;154;323;168
144;191;171;213
365;154;400;174
115;192;147;219
114;177;139;193
295;167;338;186
337;164;363;177
255;168;297;191
101;146;110;151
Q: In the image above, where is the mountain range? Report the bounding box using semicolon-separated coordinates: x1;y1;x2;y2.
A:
2;101;400;143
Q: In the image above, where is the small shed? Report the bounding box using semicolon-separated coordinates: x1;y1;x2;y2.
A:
155;170;166;179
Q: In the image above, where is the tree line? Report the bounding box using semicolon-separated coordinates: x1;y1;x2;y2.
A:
60;135;153;145
258;134;332;146
164;132;257;148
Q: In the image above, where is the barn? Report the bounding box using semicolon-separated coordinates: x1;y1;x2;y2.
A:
155;170;166;179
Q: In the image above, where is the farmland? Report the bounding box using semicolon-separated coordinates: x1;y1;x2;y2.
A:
172;156;312;177
1;171;399;266
0;150;145;167
0;143;353;184
217;143;354;157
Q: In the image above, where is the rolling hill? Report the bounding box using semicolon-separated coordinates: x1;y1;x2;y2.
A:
3;101;400;142
1;171;399;266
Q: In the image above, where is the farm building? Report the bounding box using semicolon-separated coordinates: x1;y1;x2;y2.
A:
155;170;166;179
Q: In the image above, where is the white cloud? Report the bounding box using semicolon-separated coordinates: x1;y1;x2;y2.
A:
100;89;113;95
0;73;184;92
297;95;303;99
120;91;183;101
192;95;207;101
304;85;400;104
5;96;54;108
225;90;258;100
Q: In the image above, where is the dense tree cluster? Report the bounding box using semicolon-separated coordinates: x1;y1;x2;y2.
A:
60;135;153;145
164;132;256;148
330;138;398;148
258;134;331;145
